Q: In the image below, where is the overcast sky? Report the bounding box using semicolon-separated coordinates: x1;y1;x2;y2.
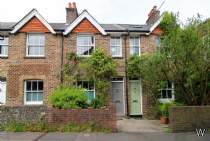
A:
0;0;209;24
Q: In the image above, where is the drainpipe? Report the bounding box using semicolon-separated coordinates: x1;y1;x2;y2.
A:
60;33;64;83
124;29;130;117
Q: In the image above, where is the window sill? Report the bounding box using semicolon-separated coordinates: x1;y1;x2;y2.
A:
24;56;46;59
112;56;123;59
0;56;8;59
159;98;174;103
24;102;43;105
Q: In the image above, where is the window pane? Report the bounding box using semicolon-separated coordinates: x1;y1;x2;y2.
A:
83;81;89;89
161;90;167;98
32;92;38;101
38;81;43;91
89;82;94;90
26;92;32;101
167;90;172;98
0;45;8;55
86;91;94;103
26;81;31;91
32;81;38;91
38;92;43;101
111;37;121;56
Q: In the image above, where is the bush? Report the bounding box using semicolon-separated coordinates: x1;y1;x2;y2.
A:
49;86;88;109
90;95;107;109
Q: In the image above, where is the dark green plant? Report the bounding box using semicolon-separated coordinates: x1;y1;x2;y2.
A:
90;95;107;109
49;86;88;109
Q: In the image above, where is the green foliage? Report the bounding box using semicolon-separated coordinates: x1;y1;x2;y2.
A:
127;55;142;79
87;48;117;93
0;121;110;133
90;95;107;109
49;86;88;109
136;12;210;106
158;103;172;117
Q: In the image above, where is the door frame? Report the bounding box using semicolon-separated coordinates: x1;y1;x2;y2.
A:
0;80;6;105
129;79;143;115
111;79;126;116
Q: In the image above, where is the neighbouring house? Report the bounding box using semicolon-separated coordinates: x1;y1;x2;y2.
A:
0;3;174;118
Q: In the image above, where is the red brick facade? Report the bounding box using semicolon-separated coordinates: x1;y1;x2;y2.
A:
0;7;160;119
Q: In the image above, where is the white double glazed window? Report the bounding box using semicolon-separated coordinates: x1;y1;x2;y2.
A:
77;34;95;56
130;37;140;55
24;80;43;105
27;33;45;57
0;37;9;57
159;81;174;103
110;37;122;57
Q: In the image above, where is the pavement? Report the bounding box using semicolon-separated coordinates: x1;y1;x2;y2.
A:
0;132;210;141
117;118;167;133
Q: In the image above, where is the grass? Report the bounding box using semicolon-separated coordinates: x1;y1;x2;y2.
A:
164;127;172;133
0;121;111;133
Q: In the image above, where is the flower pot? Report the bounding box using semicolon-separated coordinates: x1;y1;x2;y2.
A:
160;116;169;124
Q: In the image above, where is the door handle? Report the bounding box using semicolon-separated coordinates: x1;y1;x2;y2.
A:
133;100;138;103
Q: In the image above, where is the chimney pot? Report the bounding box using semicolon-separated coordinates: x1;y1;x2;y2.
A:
146;5;160;25
68;3;72;8
72;2;76;9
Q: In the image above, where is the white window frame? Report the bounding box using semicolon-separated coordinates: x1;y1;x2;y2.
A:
129;37;141;56
24;80;43;105
0;37;9;57
159;81;175;103
110;37;122;57
26;33;45;57
76;34;95;57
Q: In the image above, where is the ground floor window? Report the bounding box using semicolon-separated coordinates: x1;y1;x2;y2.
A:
159;81;174;103
77;81;95;103
24;80;43;105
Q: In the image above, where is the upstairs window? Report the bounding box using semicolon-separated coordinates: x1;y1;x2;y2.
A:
77;81;95;103
130;37;140;55
156;36;161;48
27;34;45;57
159;81;174;103
0;37;9;57
110;37;122;57
77;34;95;56
24;80;43;105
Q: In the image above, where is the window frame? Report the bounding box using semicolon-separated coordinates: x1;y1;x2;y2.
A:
24;80;44;105
159;81;175;103
26;33;45;57
110;36;122;57
0;37;9;57
129;37;141;56
77;80;95;102
76;34;95;57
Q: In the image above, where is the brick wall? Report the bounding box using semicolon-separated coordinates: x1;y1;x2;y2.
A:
46;104;117;132
0;33;61;106
0;106;46;124
169;106;210;132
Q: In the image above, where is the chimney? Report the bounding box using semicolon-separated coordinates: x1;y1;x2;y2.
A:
66;2;78;24
146;6;160;25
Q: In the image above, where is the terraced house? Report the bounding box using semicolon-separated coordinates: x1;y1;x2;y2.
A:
0;2;170;118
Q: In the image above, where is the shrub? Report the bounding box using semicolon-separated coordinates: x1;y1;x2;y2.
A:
49;86;88;109
90;94;107;109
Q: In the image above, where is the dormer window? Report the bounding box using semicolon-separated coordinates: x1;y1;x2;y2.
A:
26;33;45;57
0;37;9;57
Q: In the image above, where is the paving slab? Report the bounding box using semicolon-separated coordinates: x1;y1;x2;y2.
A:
0;132;43;141
117;118;168;133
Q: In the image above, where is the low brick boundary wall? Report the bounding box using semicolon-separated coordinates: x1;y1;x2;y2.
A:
169;106;210;132
46;104;117;132
0;106;46;124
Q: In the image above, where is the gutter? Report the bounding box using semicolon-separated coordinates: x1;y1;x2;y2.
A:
60;34;64;83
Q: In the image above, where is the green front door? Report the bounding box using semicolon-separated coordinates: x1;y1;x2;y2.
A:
130;80;142;115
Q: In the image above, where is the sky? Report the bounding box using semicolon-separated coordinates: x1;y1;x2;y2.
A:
0;0;209;24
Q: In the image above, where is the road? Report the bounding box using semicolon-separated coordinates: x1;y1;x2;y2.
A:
0;132;209;141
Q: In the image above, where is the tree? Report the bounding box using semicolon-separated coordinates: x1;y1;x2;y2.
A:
128;13;210;105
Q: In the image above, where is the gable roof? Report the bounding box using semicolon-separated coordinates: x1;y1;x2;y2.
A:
11;9;56;34
63;10;107;35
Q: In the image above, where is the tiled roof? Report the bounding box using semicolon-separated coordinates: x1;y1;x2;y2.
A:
0;22;150;35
